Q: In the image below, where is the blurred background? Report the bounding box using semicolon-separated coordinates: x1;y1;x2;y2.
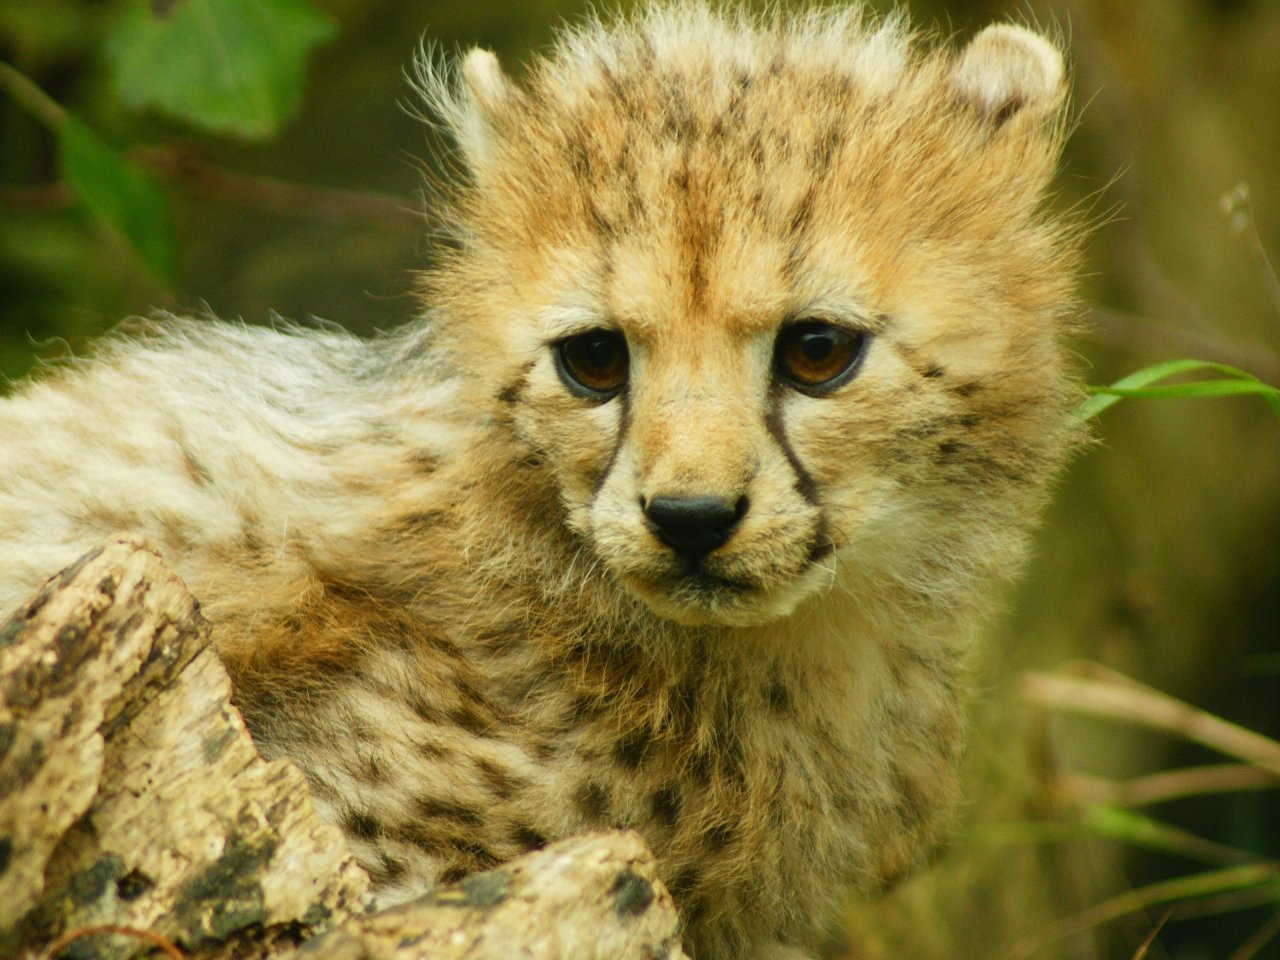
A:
1;0;1276;957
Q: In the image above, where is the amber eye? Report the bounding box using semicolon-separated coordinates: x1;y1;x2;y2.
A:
774;320;868;394
555;329;629;399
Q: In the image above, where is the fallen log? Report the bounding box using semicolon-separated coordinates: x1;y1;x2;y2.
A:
0;537;686;960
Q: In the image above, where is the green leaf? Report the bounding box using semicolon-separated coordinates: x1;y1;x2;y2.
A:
1076;359;1280;422
58;115;176;284
107;0;336;139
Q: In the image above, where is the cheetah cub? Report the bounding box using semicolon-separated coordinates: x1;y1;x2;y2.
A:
0;5;1080;958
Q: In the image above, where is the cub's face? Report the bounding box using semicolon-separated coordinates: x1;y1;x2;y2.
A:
505;277;886;626
424;10;1079;626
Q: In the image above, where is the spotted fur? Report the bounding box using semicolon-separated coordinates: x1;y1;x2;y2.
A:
0;5;1082;959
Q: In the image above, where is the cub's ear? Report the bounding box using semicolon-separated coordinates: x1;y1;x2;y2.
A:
415;45;514;172
453;48;516;168
951;24;1066;129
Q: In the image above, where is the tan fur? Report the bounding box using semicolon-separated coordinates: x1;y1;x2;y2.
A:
0;6;1082;958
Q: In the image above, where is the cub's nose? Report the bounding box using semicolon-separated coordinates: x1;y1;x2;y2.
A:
643;494;748;558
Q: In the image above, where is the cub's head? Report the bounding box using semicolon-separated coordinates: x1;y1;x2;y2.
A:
419;6;1081;627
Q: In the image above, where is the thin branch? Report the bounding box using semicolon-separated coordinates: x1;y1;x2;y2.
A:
0;182;73;214
134;145;433;233
0;59;66;128
1006;864;1280;960
1088;306;1280;388
1228;909;1280;960
1130;911;1172;960
1062;765;1280;808
0;152;431;234
1221;183;1280;319
1021;667;1280;778
0;59;432;233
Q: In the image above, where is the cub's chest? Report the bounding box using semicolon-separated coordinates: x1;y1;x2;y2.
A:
528;651;870;856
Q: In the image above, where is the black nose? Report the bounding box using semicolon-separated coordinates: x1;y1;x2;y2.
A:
643;494;748;558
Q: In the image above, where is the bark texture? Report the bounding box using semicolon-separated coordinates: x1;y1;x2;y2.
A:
295;830;687;960
0;537;685;960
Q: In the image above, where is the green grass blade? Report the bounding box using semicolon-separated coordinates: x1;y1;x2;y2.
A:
1080;802;1261;865
1010;864;1280;959
1076;359;1280;421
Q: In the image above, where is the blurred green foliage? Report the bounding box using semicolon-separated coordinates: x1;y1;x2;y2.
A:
1;0;1277;957
107;0;336;138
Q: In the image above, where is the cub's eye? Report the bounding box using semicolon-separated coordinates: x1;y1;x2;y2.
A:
774;320;868;394
555;328;629;399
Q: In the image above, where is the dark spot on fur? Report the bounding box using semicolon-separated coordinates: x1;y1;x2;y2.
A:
650;785;681;826
669;866;701;899
952;381;983;398
406;450;439;474
689;750;712;785
683;895;707;925
347;715;376;743
496;360;537;408
574;781;610;821
180;445;214;487
614;731;652;769
439;864;469;884
357;752;389;785
415;739;450;760
569;141;593;179
474;621;526;654
240;525;265;554
415;796;483;827
892;766;928;828
765;681;793;716
341;808;383;841
460;841;499;870
510;825;549;851
669;670;701;737
448;701;494;737
390;820;443;853
718;740;748;788
993;95;1026;128
158;512;196;551
788;188;815;235
374;854;407;884
394;510;443;534
924;365;945;379
475;757;525;800
806;536;834;565
567;692;606;723
515;451;545;470
407;693;439;722
588;200;615;239
812;128;842;170
769;755;790;828
705;822;736;851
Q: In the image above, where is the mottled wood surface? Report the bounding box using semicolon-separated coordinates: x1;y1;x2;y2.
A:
0;538;685;960
294;830;687;960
